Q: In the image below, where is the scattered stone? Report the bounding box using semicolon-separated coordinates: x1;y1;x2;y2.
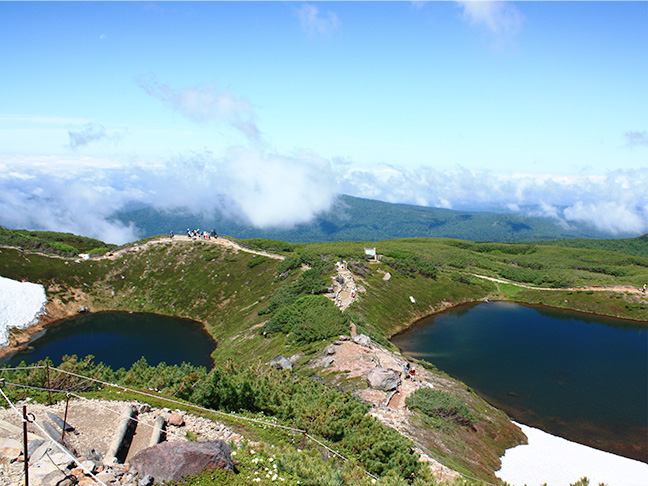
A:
167;413;184;427
129;440;234;483
367;367;401;391
138;474;154;486
138;404;151;414
353;334;372;347
269;356;293;371
96;471;119;485
80;459;98;474
382;272;392;281
0;438;21;462
41;469;78;486
322;357;334;367
337;335;351;342
324;345;336;355
78;305;89;313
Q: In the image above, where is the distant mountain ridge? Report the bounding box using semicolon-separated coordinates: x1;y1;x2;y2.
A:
113;194;633;243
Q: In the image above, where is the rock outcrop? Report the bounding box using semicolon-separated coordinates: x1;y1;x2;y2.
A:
366;367;401;391
129;440;234;483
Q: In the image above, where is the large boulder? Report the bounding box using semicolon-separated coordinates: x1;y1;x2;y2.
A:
367;367;401;391
269;356;293;371
129;440;233;483
353;334;372;347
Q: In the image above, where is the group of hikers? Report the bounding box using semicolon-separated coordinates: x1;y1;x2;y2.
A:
168;229;219;240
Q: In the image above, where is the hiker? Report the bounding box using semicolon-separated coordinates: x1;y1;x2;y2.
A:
169;230;174;239
403;363;410;379
643;283;646;294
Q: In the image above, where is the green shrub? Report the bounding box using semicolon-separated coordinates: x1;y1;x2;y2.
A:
247;255;267;268
264;295;349;343
406;389;476;427
277;255;302;275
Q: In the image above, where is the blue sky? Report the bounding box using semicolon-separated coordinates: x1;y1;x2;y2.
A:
1;1;647;243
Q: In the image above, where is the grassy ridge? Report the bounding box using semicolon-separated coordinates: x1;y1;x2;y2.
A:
0;226;114;256
535;233;648;258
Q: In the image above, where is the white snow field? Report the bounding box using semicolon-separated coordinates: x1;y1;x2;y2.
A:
497;422;648;486
0;276;47;348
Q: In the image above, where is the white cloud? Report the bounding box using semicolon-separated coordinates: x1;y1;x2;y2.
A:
298;4;340;37
624;130;648;148
338;165;648;235
68;122;110;149
564;201;646;235
136;76;260;141
0;147;340;243
456;1;523;38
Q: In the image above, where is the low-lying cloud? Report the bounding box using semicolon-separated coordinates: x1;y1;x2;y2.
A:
1;154;646;244
0;147;340;244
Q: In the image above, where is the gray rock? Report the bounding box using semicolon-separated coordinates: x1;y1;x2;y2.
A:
0;437;22;462
138;474;154;486
269;356;293;371
30;441;58;463
382;272;392;281
322;357;334;367
168;413;184;427
289;353;302;364
139;403;152;414
28;438;48;458
96;471;120;486
41;469;77;486
129;440;234;483
80;459;98;474
324;345;336;355
367;367;401;391
353;334;372;347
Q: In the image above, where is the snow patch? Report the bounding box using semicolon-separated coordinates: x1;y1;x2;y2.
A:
497;422;648;486
0;276;47;348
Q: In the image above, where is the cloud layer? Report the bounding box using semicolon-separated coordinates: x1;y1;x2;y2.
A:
1;151;646;245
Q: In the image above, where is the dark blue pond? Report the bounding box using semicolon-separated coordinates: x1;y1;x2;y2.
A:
1;311;216;370
391;301;648;463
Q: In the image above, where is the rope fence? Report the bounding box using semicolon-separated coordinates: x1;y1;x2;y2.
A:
0;365;379;482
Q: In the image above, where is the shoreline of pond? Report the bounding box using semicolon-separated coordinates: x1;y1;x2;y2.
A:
391;301;648;463
0;309;217;369
389;296;648;342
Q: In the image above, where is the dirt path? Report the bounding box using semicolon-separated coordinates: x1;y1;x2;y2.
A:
472;274;646;295
99;235;286;262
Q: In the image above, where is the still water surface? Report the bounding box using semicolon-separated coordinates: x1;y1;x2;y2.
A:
391;301;648;463
1;311;216;370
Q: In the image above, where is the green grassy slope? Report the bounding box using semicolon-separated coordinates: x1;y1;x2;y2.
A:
1;233;646;484
0;226;115;256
